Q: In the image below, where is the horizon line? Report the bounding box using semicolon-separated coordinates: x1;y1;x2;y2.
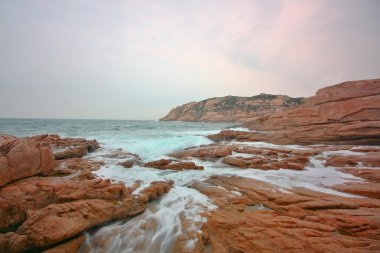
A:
0;117;159;121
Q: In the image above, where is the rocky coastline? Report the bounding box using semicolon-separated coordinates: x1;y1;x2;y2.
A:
1;78;380;252
0;135;172;252
160;94;303;123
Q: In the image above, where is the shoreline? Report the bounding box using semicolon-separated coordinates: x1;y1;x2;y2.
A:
1;131;379;252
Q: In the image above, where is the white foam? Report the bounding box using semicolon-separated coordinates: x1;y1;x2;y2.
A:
230;141;310;150
226;127;251;132
82;124;374;252
231;151;256;158
228;156;364;198
321;150;367;157
83;187;216;253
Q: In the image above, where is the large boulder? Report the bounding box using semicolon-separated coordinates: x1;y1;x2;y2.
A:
31;134;100;160
0;138;55;186
0;134;16;146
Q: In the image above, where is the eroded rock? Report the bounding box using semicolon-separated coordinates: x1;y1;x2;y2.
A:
0;138;55;186
33;134;100;160
190;175;380;252
0;176;127;229
160;94;303;123
0;181;172;253
143;159;204;171
169;145;233;160
241;79;380;145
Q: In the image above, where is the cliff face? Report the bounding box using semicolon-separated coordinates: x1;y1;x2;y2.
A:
160;94;303;122
209;78;380;145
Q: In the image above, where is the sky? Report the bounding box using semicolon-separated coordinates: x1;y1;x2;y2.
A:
0;0;379;120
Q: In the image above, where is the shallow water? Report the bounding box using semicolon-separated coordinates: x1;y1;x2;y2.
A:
0;118;368;252
0;118;231;160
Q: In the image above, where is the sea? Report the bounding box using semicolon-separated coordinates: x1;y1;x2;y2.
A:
0;118;363;253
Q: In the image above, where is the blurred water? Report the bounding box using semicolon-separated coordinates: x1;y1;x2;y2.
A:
0;118;232;160
0;118;366;253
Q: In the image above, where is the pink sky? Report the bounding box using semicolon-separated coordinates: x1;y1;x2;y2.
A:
0;0;379;119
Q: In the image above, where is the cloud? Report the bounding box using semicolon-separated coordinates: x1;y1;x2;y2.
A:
0;0;379;119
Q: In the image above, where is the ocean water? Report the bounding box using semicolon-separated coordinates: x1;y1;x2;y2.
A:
0;118;365;253
0;118;233;160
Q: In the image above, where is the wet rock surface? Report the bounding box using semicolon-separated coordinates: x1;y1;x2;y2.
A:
0;135;173;253
42;134;100;160
169;144;233;160
0;137;56;186
222;145;311;170
143;159;204;171
2;132;380;253
190;175;380;252
2;78;380;253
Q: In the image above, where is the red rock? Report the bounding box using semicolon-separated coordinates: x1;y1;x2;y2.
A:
0;138;55;186
190;175;380;252
222;156;257;168
42;158;104;178
42;235;85;253
53;145;88;160
303;78;380;106
0;134;17;146
0;181;172;252
333;182;380;199
169;145;233;160
0;133;177;253
338;167;380;182
222;156;307;170
96;150;141;168
144;159;172;168
15;199;141;248
143;159;204;171
325;152;380;167
32;134;100;160
117;160;136;168
138;181;173;202
219;144;310;171
0;176;127;229
160;94;303;123
0;232;29;253
165;162;203;171
240;79;380;145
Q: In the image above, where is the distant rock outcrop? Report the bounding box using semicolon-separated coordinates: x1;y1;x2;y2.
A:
160;94;303;122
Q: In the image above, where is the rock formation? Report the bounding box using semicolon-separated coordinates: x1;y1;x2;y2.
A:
0;136;56;186
1;78;379;253
160;94;303;122
143;159;204;171
0;134;172;253
210;79;380;145
190;175;380;252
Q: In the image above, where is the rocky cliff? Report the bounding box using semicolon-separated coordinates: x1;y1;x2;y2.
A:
160;94;303;122
210;78;380;145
